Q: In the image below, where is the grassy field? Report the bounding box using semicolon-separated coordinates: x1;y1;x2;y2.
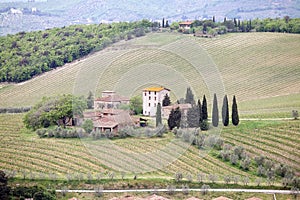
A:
0;32;299;118
1;113;299;186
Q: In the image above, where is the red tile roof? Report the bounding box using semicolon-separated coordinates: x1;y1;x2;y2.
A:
213;196;233;200
246;198;262;200
95;94;130;102
179;21;193;25
93;117;118;128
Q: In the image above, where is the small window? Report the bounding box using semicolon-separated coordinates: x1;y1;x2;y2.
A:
154;97;157;101
144;92;147;96
149;96;151;100
149;91;151;95
155;91;157;95
149;103;151;107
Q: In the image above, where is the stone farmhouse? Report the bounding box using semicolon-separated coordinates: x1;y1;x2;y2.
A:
179;21;193;30
83;91;133;133
94;91;130;110
142;87;170;117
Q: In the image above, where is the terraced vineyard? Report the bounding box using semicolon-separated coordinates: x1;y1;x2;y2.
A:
222;120;300;173
1;113;300;183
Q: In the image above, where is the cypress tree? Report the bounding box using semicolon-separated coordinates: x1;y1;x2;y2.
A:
167;107;181;130
212;93;219;127
197;99;203;124
167;109;176;130
222;95;229;126
232;95;239;126
174;107;182;129
156;103;162;127
187;105;199;128
162;94;171;106
202;95;208;120
185;87;195;105
87;91;94;109
198;99;208;130
213;16;215;23
162;18;165;28
234;18;237;27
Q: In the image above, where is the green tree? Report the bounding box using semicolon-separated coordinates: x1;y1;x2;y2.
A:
24;94;87;130
0;170;10;200
87;91;94;109
212;93;219;127
82;119;94;133
202;95;208;120
187;105;199;128
185;87;195;105
232;95;239;126
129;95;143;115
197;99;203;124
168;107;181;130
162;93;171;106
222;95;229;126
156;103;162;127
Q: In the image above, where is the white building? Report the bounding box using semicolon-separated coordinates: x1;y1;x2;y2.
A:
143;87;170;116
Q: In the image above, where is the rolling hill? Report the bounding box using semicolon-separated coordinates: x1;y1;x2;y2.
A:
1;0;299;35
0;32;299;117
0;32;300;186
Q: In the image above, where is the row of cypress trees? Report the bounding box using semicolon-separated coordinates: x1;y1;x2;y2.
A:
212;93;239;127
164;88;239;130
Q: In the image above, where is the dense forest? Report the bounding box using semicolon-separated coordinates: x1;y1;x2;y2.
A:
0;20;154;83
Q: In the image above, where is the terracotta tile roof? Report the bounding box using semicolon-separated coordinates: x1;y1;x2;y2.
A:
109;195;170;200
93;110;133;128
246;198;262;200
93;117;118;128
143;87;170;92
145;194;170;200
101;109;125;115
179;21;193;25
83;111;101;119
213;196;233;200
95;94;130;102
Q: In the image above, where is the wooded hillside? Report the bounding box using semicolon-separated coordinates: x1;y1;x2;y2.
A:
0;20;153;82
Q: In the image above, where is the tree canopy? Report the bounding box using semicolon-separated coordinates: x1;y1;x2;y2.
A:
222;95;229;126
185;87;195;105
162;94;171;106
212;93;219;127
232;95;239;126
129;95;143;115
167;107;181;130
24;94;87;130
0;20;153;83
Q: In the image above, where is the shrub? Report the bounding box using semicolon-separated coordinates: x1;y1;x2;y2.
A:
82;119;94;133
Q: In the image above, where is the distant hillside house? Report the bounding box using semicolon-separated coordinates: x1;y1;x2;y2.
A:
162;103;192;118
143;87;170;116
94;91;130;110
179;21;193;29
